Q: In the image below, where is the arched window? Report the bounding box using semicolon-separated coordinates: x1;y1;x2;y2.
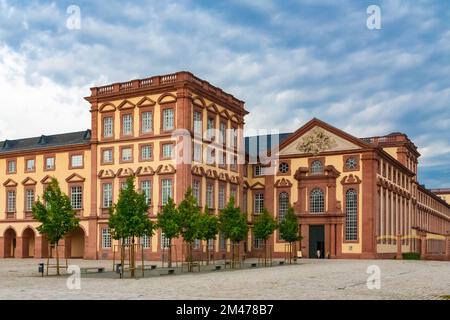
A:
311;160;323;174
345;189;358;241
278;192;289;222
310;188;324;213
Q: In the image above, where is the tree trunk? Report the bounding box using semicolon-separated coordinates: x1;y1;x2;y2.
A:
120;239;125;276
130;237;135;278
264;239;267;267
206;241;210;266
168;239;172;268
56;242;60;276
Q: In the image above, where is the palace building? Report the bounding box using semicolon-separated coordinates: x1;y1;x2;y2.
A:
0;71;449;261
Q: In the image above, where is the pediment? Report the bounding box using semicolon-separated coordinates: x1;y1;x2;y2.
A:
158;93;177;104
250;182;265;190
192;96;206;108
219;110;231;120
3;179;18;187
65;173;85;183
156;164;176;175
191;165;205;177
40;175;53;185
117;99;135;110
136;96;156;108
218;172;229;182
135;166;155;176
99;103;116;113
98;169;116;179
206;103;219;114
274;178;293;188
22;177;37;186
229;175;240;185
117;168;135;178
204;169;218;179
279;122;365;156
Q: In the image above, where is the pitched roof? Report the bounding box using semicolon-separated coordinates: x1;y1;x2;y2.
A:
0;130;91;154
245;132;292;159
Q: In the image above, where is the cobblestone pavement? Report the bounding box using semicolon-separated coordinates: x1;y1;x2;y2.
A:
0;258;448;300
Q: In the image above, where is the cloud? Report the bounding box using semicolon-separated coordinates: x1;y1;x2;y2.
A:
0;0;449;186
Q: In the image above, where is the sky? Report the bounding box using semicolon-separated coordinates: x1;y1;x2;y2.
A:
0;0;449;187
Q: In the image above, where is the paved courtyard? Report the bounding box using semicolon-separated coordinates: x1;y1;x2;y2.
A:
0;258;448;300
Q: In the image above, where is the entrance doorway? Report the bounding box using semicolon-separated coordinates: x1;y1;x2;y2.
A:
309;225;325;258
22;228;35;258
4;228;17;258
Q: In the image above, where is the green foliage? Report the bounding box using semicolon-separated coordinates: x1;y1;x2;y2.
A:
402;252;420;260
253;208;278;241
178;188;202;243
157;196;180;241
279;207;301;243
218;196;248;243
108;176;155;240
32;178;80;244
198;205;219;241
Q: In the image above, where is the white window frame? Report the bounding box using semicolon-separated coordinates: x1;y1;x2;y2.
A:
141;145;152;160
121;148;132;162
71;155;83;168
103;183;113;208
25;189;35;212
7;191;16;213
103;116;113;138
163;109;174;131
141;180;152;205
102;228;112;248
122;114;133;136
71;186;83;210
141;111;153;133
161;179;173;205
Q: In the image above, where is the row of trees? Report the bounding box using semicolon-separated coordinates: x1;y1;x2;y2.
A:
31;176;301;277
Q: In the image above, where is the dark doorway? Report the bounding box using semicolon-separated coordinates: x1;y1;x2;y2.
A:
309;225;325;258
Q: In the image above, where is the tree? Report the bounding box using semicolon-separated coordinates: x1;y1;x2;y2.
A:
253;208;278;266
178;188;202;271
32;178;80;275
198;205;219;265
108;176;155;277
157;197;180;268
279;206;302;263
218;196;248;267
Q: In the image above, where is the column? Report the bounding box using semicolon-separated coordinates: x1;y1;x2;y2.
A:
15;237;23;258
396;234;402;259
330;224;336;258
420;235;427;260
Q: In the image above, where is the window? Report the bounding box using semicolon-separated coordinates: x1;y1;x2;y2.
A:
278;192;289;222
45;157;55;170
311;160;323;174
230;187;237;201
71;186;83;210
25;189;35;212
161;232;170;249
254;165;263;177
232;127;238;149
163;108;174;131
103;116;113;138
102;183;113;208
206;147;215;165
345;189;358;241
26;159;35;171
103;149;113;164
141;234;151;249
310;188;324;213
162;144;173;159
206;117;215;139
141;180;152;205
192;180;200;205
122;114;133;136
219;232;227;250
71;155;83;168
141;145;152;161
193;143;202;162
102;228;112;248
193;239;201;250
120;181;128;191
208;239;214;250
7;160;16;173
206;183;214;209
218;185;225;210
230;155;237;171
7;191;16;213
141;111;153;133
121;148;132;162
345;157;357;170
193;111;202;136
218;151;226;167
254;193;264;214
279;162;289;174
161;179;173;205
220;122;226;144
253;235;263;249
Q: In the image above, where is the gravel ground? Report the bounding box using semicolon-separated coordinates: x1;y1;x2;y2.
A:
0;258;448;300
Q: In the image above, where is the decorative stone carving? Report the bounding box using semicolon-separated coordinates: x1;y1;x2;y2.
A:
296;127;338;155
